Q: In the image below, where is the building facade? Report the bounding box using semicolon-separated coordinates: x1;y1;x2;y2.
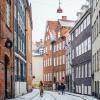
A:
32;40;44;87
14;0;27;96
92;0;100;99
26;0;33;92
43;20;58;89
43;16;75;90
71;7;92;95
65;33;72;92
0;0;14;99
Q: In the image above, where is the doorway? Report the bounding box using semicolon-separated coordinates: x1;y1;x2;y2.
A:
4;55;10;98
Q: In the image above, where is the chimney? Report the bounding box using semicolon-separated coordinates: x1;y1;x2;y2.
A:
62;16;67;20
76;11;83;19
81;4;89;14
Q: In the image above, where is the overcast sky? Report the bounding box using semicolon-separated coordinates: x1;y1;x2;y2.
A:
29;0;87;42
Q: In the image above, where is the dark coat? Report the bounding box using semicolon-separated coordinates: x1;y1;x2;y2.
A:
61;83;65;91
58;84;61;91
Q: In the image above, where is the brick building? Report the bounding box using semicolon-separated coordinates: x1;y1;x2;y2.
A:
26;0;33;92
43;16;75;89
0;0;14;99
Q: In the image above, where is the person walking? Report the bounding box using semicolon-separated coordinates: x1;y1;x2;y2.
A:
60;83;65;95
39;81;44;97
57;82;61;94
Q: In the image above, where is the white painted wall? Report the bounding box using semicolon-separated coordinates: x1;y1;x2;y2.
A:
15;82;27;97
32;56;43;87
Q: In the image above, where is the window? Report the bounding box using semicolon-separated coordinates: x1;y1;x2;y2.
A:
15;59;17;76
63;55;65;64
59;56;61;65
84;19;87;29
85;86;87;94
76;67;78;78
96;16;99;36
88;37;91;50
79;86;81;93
14;5;16;18
88;86;91;95
84;39;88;52
76;46;79;57
82;65;84;78
79;66;80;78
82;42;84;54
95;53;97;72
57;57;58;66
54;58;55;66
6;0;11;27
87;15;90;26
79;44;81;56
75;28;79;37
14;32;17;46
81;23;84;32
57;72;58;81
97;51;99;71
85;64;87;78
59;72;62;80
88;62;91;77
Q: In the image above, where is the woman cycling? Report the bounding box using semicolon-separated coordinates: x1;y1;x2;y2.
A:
39;81;44;97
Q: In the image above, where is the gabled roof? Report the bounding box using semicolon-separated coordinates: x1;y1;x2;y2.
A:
58;19;76;28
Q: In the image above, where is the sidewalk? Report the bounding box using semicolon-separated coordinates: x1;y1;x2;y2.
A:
6;89;39;100
65;92;97;100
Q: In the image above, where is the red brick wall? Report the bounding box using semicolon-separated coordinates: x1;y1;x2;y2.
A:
0;0;14;99
26;5;33;92
43;20;70;86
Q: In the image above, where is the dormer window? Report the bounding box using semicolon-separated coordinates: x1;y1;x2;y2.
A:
6;0;11;27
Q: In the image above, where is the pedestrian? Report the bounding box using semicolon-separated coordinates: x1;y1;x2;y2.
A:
60;83;65;95
57;82;61;94
39;81;44;97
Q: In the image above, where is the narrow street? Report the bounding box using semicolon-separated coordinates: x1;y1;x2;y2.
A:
8;89;97;100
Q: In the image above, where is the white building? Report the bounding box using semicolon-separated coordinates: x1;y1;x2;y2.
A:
32;55;43;87
65;32;72;92
32;40;43;87
92;0;100;99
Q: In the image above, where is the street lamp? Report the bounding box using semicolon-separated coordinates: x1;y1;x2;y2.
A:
57;0;63;13
0;38;13;70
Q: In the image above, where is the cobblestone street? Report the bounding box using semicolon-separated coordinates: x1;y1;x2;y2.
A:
8;89;97;100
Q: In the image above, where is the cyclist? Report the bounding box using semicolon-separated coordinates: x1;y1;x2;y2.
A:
39;81;44;97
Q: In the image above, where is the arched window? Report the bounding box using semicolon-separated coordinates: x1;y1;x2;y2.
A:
6;0;11;27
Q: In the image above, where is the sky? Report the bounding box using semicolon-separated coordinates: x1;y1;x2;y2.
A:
29;0;87;42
